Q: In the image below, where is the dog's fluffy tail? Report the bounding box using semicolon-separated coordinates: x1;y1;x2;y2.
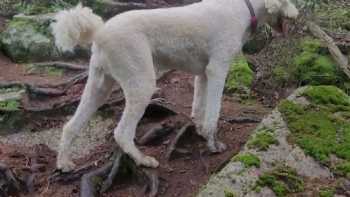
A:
51;4;104;52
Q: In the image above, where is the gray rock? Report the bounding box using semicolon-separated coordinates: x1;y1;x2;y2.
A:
198;87;332;197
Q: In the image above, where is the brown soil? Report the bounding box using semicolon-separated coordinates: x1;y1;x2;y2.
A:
0;50;269;196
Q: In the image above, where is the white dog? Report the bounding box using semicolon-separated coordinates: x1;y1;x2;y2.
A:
52;0;298;172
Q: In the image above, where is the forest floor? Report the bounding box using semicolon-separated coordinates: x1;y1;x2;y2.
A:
0;51;270;196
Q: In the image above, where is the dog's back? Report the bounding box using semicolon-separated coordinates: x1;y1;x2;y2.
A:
94;1;241;73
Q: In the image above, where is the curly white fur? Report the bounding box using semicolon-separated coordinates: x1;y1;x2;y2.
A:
53;0;299;172
51;4;104;52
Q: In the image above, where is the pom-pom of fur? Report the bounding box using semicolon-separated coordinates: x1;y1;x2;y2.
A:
265;0;299;19
265;0;282;14
51;4;104;52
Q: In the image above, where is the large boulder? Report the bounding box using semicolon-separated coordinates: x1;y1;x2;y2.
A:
0;16;60;63
199;86;350;197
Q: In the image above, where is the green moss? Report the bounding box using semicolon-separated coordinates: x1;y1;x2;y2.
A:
319;187;335;197
315;3;350;33
334;162;350;178
256;166;304;197
293;38;349;87
225;55;254;93
0;100;20;111
279;87;350;173
224;190;236;197
0;17;59;62
248;128;278;151
233;153;260;168
302;86;350;106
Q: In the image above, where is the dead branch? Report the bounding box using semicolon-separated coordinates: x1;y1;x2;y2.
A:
306;21;350;78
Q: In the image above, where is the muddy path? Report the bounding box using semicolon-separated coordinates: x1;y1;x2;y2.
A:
0;49;270;196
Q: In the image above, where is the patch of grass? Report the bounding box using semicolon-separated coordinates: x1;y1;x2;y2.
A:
256;166;304;197
224;190;236;197
319;187;335;197
0;100;20;111
225;55;254;93
279;87;350;175
272;65;290;85
247;128;278;151
233;153;260;168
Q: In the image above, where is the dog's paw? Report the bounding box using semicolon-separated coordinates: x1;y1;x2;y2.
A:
208;140;227;153
136;156;159;168
57;158;76;172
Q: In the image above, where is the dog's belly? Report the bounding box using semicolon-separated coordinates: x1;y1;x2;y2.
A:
153;44;209;75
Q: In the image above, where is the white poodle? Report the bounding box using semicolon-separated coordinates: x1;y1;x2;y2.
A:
52;0;298;172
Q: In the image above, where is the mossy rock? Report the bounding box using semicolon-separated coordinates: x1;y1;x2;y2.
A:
0;87;25;134
225;55;254;94
256;166;304;197
279;86;350;177
232;153;260;168
0;17;60;63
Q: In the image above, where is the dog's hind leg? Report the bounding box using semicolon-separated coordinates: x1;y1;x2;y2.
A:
108;46;158;168
57;54;115;172
191;74;207;132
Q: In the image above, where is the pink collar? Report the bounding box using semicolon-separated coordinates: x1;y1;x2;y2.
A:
244;0;258;33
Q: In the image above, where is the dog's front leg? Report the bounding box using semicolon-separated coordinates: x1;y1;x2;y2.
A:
201;58;231;153
57;56;115;172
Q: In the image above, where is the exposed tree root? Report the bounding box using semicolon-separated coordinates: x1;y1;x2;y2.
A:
0;162;23;196
32;61;87;71
223;116;262;124
138;123;174;145
78;148;159;197
165;122;195;160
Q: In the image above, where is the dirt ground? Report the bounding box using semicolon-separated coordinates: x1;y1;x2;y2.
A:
0;50;269;196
